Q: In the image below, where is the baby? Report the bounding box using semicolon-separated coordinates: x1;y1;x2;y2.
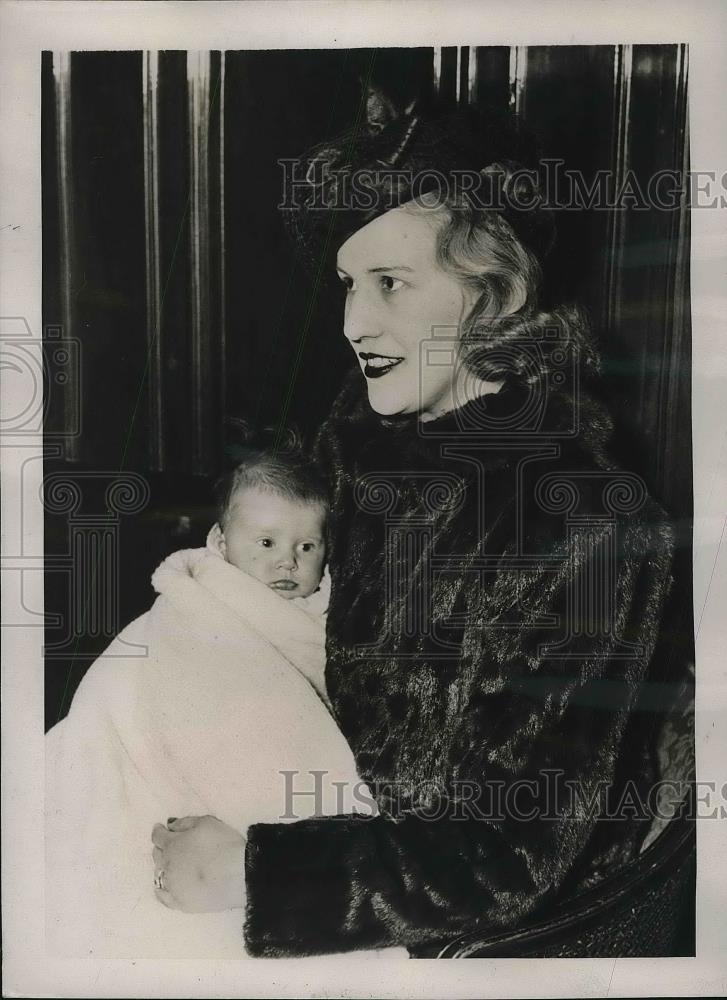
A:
45;431;370;958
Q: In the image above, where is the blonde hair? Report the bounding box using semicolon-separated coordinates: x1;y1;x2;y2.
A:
404;175;600;393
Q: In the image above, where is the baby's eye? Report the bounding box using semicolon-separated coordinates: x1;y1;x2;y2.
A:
299;542;316;553
257;538;273;548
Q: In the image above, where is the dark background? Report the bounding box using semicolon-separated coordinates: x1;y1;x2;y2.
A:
42;45;693;736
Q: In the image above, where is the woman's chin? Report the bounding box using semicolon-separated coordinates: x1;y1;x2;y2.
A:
365;385;414;417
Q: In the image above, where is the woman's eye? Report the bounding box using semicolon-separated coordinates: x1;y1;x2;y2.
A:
379;275;404;293
337;272;354;291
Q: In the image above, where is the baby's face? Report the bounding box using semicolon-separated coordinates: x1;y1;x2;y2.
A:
220;486;326;600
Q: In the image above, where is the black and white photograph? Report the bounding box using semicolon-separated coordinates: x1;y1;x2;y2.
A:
2;2;726;997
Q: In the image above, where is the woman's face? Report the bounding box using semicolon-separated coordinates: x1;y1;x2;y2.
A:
336;204;481;420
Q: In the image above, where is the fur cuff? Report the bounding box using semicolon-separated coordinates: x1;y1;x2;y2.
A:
243;815;391;957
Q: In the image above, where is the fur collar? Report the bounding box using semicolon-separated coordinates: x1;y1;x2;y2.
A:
317;367;614;482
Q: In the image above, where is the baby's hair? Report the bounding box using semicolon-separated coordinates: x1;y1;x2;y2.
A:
214;420;329;531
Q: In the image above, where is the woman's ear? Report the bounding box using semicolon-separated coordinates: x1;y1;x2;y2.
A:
460;282;482;327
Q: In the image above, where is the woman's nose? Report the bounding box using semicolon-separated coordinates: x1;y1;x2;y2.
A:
343;290;381;344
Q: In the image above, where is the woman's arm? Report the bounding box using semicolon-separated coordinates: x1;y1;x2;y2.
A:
244;803;537;955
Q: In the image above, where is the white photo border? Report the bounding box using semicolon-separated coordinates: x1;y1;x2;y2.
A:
1;1;726;996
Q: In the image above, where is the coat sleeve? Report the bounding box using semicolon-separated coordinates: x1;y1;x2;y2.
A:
242;508;675;957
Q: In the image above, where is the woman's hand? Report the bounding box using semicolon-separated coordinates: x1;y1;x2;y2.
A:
151;815;246;913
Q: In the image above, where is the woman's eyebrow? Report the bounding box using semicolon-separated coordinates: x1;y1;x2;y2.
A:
335;263;415;276
368;265;415;274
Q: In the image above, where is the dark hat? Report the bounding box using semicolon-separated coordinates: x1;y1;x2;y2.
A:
281;87;556;274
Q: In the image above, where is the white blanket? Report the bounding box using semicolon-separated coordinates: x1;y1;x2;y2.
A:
45;540;380;959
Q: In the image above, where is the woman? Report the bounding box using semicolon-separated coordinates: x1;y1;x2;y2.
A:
151;94;676;957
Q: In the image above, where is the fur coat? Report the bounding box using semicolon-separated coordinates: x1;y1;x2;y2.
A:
243;370;676;958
